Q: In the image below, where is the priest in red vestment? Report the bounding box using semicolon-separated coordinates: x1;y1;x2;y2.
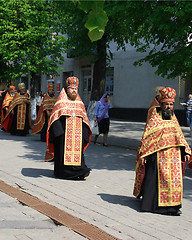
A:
4;83;31;136
133;87;191;215
45;76;92;180
32;83;57;142
1;85;16;131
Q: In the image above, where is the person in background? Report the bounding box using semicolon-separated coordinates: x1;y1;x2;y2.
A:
94;93;112;146
181;94;192;143
146;86;164;123
35;91;43;115
45;76;92;180
0;85;10;105
32;84;56;142
133;87;191;216
4;83;31;136
1;86;16;131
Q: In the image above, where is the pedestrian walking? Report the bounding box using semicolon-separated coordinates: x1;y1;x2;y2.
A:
45;76;92;180
32;84;57;142
133;87;191;215
94;93;112;146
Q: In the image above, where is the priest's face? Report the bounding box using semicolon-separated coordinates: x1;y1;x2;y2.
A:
161;101;174;119
67;86;78;100
10;91;15;97
20;88;25;94
48;89;53;96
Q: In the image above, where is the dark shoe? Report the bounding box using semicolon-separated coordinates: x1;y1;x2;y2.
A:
77;171;90;180
103;143;108;147
171;210;182;216
162;210;182;216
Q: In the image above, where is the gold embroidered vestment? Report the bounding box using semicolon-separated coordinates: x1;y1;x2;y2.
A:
45;88;91;163
133;108;191;207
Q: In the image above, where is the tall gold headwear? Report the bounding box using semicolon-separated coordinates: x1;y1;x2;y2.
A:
155;86;164;96
18;82;25;90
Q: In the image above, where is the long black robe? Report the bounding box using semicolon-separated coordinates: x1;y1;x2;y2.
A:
40;112;48;142
49;116;91;180
140;147;186;214
10;101;30;136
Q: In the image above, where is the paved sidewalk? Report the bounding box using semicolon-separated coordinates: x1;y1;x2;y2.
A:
0;119;192;240
0;190;85;240
95;119;192;149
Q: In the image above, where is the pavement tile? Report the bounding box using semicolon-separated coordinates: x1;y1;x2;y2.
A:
0;120;192;240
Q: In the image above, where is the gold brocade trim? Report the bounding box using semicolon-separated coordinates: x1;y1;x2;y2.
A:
133;107;191;198
157;147;183;207
32;93;56;135
64;116;82;166
33;111;44;126
49;107;86;123
55;99;83;105
2;94;13;109
17;104;26;130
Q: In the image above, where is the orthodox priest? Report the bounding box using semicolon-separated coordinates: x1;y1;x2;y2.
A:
45;76;92;180
32;83;57;142
4;83;31;136
1;85;16;131
146;86;164;123
133;87;191;215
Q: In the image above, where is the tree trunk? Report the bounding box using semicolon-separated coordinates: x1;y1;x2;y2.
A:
30;71;36;99
90;34;107;101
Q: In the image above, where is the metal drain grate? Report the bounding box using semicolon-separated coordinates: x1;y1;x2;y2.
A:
0;180;120;240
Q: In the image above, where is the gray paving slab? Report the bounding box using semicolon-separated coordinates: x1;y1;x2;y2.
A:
0;119;192;240
0;191;86;240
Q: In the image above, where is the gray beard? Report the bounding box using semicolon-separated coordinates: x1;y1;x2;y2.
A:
162;109;174;120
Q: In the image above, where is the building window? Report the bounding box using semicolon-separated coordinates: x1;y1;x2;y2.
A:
105;67;114;94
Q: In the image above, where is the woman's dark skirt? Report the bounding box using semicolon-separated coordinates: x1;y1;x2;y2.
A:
98;117;110;134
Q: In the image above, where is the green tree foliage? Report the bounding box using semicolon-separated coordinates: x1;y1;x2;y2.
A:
78;0;192;80
0;0;66;88
126;1;192;80
53;0;137;100
74;0;108;42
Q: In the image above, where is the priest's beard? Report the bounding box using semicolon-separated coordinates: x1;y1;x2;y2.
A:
67;91;77;100
162;108;174;120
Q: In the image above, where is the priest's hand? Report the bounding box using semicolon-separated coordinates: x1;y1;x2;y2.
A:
141;158;146;166
184;155;190;162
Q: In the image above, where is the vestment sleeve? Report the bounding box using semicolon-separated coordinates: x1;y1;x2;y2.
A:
83;122;90;147
51;116;65;138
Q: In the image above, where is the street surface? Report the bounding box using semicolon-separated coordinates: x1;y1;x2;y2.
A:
0;120;192;240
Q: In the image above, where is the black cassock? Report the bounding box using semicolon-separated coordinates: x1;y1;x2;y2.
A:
40;111;48;142
49;116;91;180
140;149;186;214
10;103;30;136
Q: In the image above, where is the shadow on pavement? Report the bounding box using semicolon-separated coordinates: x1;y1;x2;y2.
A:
86;143;136;171
0;130;47;162
98;193;141;212
21;167;54;178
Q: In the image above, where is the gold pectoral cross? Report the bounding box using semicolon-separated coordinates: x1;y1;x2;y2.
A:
72;110;76;119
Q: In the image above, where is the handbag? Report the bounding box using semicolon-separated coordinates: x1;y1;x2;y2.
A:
92;121;99;135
